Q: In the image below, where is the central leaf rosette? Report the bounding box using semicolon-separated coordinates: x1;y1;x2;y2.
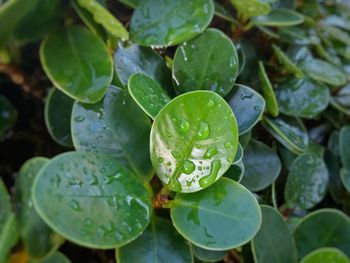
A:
150;91;238;193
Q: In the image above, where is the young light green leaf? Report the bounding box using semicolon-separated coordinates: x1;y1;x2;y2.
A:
173;28;239;97
226;84;266;135
252;9;304;27
262;115;309;154
300;59;347;86
40;26;113;103
252;205;297;263
171;178;262;250
258;61;279;117
275;77;330;118
293;209;350;259
116;216;193;263
229;0;271;18
45;88;74;147
150;91;238;193
32;151;153;249
16;157;64;259
76;0;129;40
240;140;281;192
284;152;329;209
300;248;350;263
128;73;171;119
0;94;17;141
130;0;214;47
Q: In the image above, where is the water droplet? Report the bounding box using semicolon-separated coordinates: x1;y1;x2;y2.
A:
104;172;122;184
74;115;85;122
171;151;181;159
224;141;231;148
207;99;215;108
197;121;210;140
203;146;218;159
199;160;222;188
70;200;81;211
166;161;171;166
158;157;164;163
180;46;188;61
89;174;99;185
182;160;195;174
84;218;93;227
179;118;190;133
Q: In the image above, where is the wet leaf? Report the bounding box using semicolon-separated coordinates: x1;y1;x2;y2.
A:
75;0;129;40
262;115;309;154
45;88;74;147
275;77;330;118
171;177;261;250
116;216;193;263
150;91;238;192
293;209;350;259
130;0;214;47
40;26;113;103
251;205;297;263
252;9;304;27
15;157;63;259
128;73;171;119
229;0;271;18
240;140;281;192
258;61;279;117
226;84;265;135
300;248;350;263
32;151;153;249
173;28;239;97
284;152;328;209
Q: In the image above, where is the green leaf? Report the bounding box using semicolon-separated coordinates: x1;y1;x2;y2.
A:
116;216;193;263
32;151;153;249
40;252;71;263
234;143;243;164
275;77;330;119
226;84;266;135
12;0;64;44
240;140;281;192
0;178;18;263
284;152;328;209
340;168;350;193
224;160;244;182
72;86;154;181
300;248;350;263
258;61;279;117
15;157;63;259
130;0;214;47
75;0;129;40
45;88;74;147
339;126;350;169
172;28;239;97
150;91;238;193
293;209;350;259
251;205;297;263
272;44;304;77
118;0;139;8
214;2;238;23
0;94;17;141
300;59;347;86
113;43;172;91
331;85;350;116
262;115;309;154
229;0;271;18
191;244;227;262
170;177;261;250
252;9;304;27
277;26;320;45
40;26;113;104
128;73;171;119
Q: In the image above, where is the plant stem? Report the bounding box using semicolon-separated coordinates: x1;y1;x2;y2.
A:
152;185;172;209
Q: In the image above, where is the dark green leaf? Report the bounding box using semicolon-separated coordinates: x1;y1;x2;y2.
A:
116;216;193;263
252;9;304;27
130;0;214;47
224;160;244;182
251;205;297;263
40;26;113;103
226;84;265;135
277;27;320;45
293;209;350;259
240;140;281;192
340;126;350;169
150;91;238;192
275;77;330;118
173;28;239;97
40;252;71;263
15;157;63;259
340;168;350;193
171;177;261;250
128;73;170;119
191;244;227;262
262;115;309;154
45;88;74;147
32;151;153;249
272;44;304;77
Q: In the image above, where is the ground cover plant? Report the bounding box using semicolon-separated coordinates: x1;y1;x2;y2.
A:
1;0;350;262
